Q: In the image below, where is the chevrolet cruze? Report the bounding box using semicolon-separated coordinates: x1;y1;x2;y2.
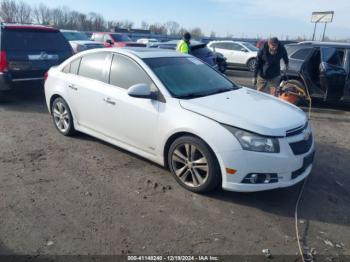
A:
44;48;315;193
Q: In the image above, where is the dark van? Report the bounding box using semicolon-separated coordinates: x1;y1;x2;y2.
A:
0;23;73;93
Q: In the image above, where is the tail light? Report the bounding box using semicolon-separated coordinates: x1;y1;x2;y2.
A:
44;71;49;83
0;51;9;72
118;42;127;47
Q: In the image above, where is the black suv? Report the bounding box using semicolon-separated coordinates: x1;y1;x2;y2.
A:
284;41;350;104
0;23;73;93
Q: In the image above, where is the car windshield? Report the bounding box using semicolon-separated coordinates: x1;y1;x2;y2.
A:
111;34;132;42
144;57;239;99
62;31;90;41
242;42;259;51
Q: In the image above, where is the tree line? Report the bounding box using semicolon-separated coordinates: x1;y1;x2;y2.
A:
0;0;206;38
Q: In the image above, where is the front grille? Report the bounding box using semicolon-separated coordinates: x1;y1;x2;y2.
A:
289;134;313;155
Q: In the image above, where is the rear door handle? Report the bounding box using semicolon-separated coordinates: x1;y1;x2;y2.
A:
103;97;116;105
68;84;78;91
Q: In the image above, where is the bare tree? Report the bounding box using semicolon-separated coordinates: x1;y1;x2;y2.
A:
141;21;149;30
149;23;167;35
121;19;133;30
190;27;203;39
88;12;106;31
14;1;31;23
0;0;18;22
33;3;50;25
178;27;187;36
164;21;179;35
51;7;63;27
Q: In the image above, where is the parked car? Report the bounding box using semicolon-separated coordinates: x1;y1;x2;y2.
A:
284;41;350;104
257;39;298;49
91;32;146;48
207;41;258;72
137;38;159;46
61;30;105;53
0;23;73;93
45;48;314;193
152;40;227;73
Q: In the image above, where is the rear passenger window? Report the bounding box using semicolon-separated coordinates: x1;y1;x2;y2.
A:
78;53;109;82
291;48;312;60
70;58;81;75
109;54;155;90
62;64;70;73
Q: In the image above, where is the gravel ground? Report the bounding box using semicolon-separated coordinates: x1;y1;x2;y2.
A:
0;74;349;260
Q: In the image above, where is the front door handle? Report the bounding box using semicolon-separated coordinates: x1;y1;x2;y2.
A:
68;84;78;91
103;97;116;105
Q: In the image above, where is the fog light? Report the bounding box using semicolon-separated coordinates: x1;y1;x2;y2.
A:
242;173;278;184
264;174;271;184
250;174;258;184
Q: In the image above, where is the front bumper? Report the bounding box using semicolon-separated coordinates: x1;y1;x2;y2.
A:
217;129;315;192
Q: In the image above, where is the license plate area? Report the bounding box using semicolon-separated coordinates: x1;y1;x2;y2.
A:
292;151;315;179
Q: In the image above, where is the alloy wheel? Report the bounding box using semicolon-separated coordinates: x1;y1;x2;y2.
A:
171;143;209;188
53;101;70;133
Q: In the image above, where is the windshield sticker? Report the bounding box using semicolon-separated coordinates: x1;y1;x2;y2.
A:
187;58;203;65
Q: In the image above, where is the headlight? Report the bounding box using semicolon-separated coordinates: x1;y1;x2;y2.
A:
77;45;87;52
222;125;280;153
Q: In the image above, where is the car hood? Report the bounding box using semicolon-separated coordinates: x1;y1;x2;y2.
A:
179;87;307;137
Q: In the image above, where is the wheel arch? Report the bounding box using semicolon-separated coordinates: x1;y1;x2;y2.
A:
163;131;219;170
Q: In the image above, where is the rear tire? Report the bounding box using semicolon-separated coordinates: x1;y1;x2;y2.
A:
247;58;257;72
51;97;76;136
167;136;221;193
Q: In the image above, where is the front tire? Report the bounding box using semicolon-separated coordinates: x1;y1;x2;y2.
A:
51;97;75;136
168;136;221;193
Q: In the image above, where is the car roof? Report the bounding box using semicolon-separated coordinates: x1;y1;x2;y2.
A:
1;23;58;31
289;41;350;49
77;47;188;59
92;32;126;35
120;47;187;58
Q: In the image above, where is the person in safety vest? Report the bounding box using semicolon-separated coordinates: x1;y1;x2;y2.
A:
176;32;191;54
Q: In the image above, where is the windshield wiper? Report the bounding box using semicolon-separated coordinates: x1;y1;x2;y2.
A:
178;86;238;100
179;87;237;99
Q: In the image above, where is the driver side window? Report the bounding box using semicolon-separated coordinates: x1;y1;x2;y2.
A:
228;43;243;51
109;54;157;91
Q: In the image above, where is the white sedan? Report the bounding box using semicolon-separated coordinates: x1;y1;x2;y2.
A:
44;48;315;193
207;41;258;72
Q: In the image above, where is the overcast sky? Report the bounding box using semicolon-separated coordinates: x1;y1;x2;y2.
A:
26;0;350;39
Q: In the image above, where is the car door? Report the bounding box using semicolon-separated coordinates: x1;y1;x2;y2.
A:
343;49;350;100
211;43;232;63
319;47;347;101
234;43;250;64
66;51;113;134
102;53;160;154
300;47;347;102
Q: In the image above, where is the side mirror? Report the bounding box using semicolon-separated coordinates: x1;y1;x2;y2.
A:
106;39;113;46
241;48;248;52
128;83;156;99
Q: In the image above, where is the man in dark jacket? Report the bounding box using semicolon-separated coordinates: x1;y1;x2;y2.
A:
253;37;289;95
